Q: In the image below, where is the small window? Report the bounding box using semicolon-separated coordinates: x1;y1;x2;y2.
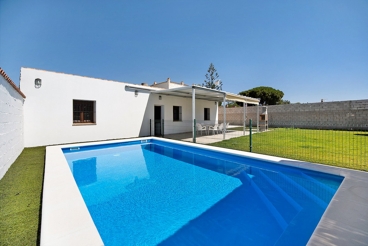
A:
173;106;182;121
204;108;210;121
73;100;95;124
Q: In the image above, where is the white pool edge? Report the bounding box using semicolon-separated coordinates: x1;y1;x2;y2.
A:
41;146;103;246
42;137;368;246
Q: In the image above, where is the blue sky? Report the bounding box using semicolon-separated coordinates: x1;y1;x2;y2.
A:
1;0;367;103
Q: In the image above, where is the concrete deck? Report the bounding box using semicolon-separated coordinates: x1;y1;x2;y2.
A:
165;128;255;144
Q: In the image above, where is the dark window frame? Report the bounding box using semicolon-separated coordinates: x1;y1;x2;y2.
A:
204;108;210;121
173;106;182;122
73;100;96;124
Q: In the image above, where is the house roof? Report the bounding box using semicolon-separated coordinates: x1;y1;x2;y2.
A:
0;68;26;98
151;80;186;87
125;84;162;92
151;85;260;105
17;68;258;104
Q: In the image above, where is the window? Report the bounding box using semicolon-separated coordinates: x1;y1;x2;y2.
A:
204;108;210;121
173;106;182;121
73;100;95;124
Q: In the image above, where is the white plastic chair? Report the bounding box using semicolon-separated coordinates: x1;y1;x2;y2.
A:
196;123;207;135
218;123;224;134
208;124;218;135
226;122;230;132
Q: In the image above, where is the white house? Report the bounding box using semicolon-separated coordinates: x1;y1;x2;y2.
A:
20;67;259;147
0;67;259;178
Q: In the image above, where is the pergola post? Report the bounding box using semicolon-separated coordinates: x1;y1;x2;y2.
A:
192;87;196;143
243;102;247;135
223;95;226;140
257;103;260;133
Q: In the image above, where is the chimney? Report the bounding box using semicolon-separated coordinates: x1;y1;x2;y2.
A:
166;78;170;89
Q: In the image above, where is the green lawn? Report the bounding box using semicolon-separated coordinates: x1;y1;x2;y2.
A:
211;128;368;171
0;147;45;246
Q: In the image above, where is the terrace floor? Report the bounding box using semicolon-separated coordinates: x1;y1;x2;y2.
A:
164;126;261;144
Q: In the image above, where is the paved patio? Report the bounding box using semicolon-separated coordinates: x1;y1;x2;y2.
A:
165;128;253;144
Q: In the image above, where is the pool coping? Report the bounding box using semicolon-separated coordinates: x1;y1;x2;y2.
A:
42;137;368;246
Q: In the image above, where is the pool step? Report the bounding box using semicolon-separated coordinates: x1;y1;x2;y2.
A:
290;172;336;204
238;166;336;236
239;171;288;231
256;169;302;212
274;201;325;245
240;169;302;225
264;171;328;209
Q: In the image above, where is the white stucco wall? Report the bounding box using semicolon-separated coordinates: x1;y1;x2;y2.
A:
20;68;218;147
167;83;186;89
151;80;186;90
143;93;218;135
0;74;24;179
21;68;152;147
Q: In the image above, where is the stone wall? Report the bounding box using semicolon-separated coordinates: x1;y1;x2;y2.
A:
0;69;25;180
219;100;368;130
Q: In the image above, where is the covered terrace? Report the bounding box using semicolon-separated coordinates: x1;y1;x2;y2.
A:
151;85;260;143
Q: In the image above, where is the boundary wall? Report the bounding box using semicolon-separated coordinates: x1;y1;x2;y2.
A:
0;68;26;180
219;100;368;130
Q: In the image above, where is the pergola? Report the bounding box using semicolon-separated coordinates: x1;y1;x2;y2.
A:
151;85;260;142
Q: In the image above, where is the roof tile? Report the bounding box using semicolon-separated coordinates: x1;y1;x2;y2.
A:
0;68;26;98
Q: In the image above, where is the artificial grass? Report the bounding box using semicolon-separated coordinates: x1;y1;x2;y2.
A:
0;147;45;246
211;128;368;171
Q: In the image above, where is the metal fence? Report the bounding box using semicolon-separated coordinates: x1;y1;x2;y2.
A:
245;126;367;172
149;101;368;171
219;103;368;171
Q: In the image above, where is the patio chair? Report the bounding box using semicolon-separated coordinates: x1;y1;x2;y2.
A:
196;123;207;135
226;122;230;132
208;124;218;135
218;123;224;134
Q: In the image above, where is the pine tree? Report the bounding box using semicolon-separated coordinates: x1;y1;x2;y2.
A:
239;86;284;105
203;63;222;90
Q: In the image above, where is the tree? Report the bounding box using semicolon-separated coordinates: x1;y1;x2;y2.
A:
239;86;284;105
226;101;240;108
203;63;222;90
277;99;290;105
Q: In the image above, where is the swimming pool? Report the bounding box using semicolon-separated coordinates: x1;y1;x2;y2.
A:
62;139;343;246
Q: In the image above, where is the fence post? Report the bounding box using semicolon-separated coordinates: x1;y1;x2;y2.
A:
193;119;196;143
249;119;252;152
243;102;247;136
257;105;259;133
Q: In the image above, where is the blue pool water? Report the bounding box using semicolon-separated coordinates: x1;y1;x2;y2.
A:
63;139;343;246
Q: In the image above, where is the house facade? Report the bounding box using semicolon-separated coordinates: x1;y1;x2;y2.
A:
0;67;258;179
20;68;219;147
